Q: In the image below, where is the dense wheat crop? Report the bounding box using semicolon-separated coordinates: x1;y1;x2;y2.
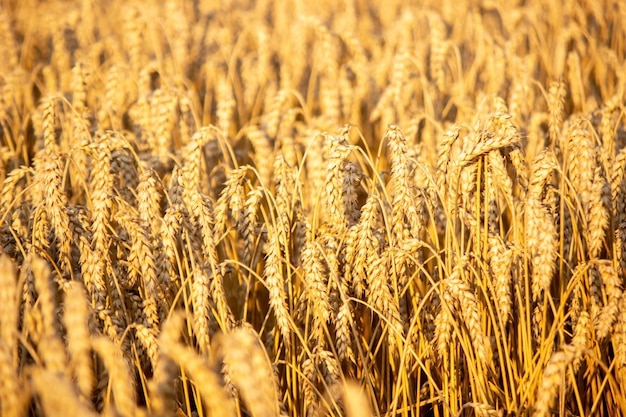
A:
1;0;625;416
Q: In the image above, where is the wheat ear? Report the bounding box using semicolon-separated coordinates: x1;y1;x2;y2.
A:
214;326;282;417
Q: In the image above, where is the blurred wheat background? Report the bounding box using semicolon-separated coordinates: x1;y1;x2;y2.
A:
0;0;625;416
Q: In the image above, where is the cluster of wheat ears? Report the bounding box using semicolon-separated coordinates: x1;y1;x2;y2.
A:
0;0;625;416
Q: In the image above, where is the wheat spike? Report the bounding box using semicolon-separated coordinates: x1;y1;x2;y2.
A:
264;224;291;344
63;281;95;400
30;367;97;417
533;345;583;417
214;326;282;417
92;336;137;417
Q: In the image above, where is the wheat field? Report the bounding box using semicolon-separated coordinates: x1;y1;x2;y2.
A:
0;0;625;416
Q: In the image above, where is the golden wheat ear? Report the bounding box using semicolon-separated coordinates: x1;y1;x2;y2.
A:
213;326;283;417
